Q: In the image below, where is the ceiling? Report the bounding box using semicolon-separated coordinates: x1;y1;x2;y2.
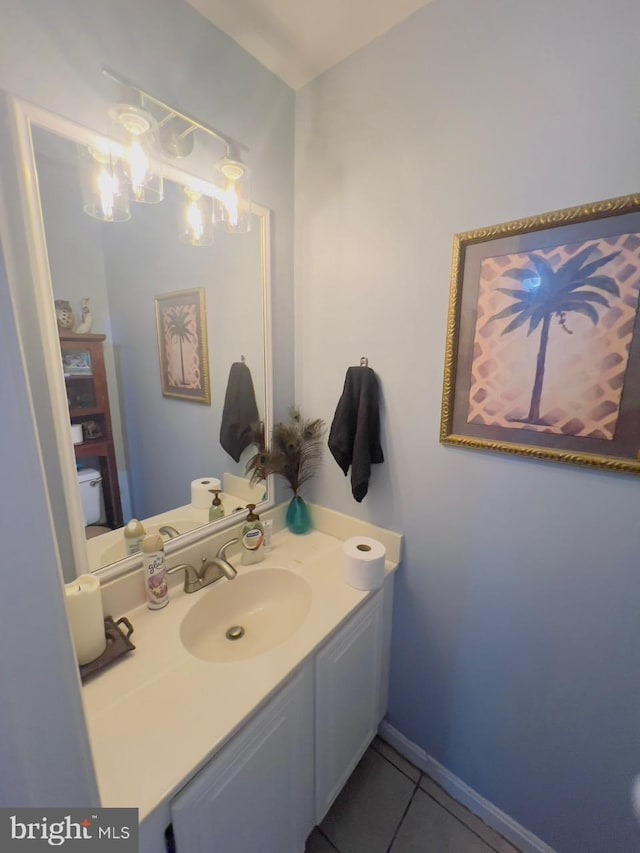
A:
185;0;434;90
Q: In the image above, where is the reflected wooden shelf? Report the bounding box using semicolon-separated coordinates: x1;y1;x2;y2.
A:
74;439;110;457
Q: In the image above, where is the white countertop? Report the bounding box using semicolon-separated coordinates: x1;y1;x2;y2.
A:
82;525;399;821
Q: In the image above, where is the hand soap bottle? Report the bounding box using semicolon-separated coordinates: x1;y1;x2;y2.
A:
241;504;265;565
208;489;225;522
124;518;146;556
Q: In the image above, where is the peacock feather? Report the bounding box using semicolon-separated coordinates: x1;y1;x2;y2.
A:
246;407;325;495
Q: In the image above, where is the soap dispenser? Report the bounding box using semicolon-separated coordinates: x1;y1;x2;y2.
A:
208;489;225;522
240;504;265;565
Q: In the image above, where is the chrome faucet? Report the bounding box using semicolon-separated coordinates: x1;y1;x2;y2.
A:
159;525;180;539
167;538;239;594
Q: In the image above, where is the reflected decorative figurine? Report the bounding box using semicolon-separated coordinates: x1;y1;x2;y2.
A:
55;299;75;331
74;298;93;334
246;408;325;535
55;297;93;333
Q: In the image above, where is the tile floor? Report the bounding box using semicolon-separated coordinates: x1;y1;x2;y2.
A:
305;737;521;853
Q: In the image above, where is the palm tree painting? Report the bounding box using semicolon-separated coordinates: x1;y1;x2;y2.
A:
490;244;620;425
165;305;195;386
467;234;640;439
156;289;211;404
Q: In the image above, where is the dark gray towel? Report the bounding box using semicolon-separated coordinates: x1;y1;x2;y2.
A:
328;366;384;502
220;362;259;462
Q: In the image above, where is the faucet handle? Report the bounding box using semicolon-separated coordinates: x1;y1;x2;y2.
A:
199;553;237;582
167;562;201;593
216;537;239;560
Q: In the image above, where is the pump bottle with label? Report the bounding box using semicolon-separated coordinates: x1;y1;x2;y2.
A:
208;489;225;522
240;504;265;565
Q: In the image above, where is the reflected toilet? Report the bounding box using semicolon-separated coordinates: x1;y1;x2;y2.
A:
77;467;106;530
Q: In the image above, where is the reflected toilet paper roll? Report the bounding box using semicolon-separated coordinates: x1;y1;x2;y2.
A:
191;477;221;508
71;423;83;445
343;536;386;590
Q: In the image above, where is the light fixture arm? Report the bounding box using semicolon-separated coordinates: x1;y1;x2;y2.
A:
102;66;249;156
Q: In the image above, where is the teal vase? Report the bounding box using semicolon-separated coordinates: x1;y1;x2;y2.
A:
286;494;311;535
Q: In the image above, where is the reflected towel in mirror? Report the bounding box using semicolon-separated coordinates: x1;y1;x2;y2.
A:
220;361;260;462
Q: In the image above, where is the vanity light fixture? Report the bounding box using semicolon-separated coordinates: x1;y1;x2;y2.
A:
93;68;253;240
109;102;163;204
216;145;252;234
179;187;215;247
78;141;130;222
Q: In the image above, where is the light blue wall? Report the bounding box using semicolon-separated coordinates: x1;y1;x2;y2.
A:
295;1;640;850
5;0;640;846
0;0;294;806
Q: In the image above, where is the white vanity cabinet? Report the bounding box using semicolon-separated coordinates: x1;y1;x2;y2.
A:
171;664;315;853
169;584;390;853
315;589;385;822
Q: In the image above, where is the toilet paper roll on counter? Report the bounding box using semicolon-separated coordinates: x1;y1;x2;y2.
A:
191;477;221;508
343;537;386;590
64;574;106;665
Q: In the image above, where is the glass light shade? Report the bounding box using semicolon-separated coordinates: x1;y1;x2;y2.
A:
78;143;130;222
179;187;214;247
216;153;251;234
109;104;163;204
211;196;225;227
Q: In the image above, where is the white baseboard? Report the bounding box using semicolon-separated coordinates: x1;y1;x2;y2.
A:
378;721;558;853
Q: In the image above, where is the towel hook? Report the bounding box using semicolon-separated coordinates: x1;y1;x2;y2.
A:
241;354;246;363
360;356;368;367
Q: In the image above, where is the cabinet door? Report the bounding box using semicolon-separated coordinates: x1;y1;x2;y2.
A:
315;591;384;822
62;340;109;414
171;664;314;853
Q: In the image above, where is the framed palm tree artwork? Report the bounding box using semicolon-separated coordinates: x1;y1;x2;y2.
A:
440;192;640;475
155;288;211;404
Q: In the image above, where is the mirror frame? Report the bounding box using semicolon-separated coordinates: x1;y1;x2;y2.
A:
2;93;273;583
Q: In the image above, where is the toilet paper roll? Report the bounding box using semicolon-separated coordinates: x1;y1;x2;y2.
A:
71;424;83;445
191;477;221;508
343;536;386;590
64;574;105;665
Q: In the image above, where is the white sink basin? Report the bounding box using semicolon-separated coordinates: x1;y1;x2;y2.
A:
180;568;312;662
100;518;203;565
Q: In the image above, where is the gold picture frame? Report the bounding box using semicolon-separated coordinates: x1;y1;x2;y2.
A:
440;192;640;475
155;288;211;404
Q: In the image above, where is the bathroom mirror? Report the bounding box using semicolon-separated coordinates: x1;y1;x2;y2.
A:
4;96;272;581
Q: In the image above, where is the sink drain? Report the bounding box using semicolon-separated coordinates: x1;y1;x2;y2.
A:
225;625;245;641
